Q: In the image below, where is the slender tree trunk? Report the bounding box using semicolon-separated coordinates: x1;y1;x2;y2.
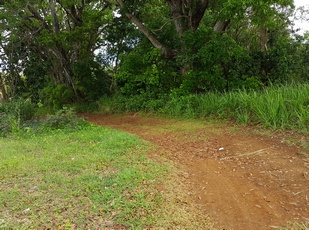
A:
50;0;60;33
260;28;268;52
0;75;8;102
259;28;268;79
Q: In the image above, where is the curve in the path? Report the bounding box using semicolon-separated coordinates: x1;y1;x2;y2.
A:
83;113;309;230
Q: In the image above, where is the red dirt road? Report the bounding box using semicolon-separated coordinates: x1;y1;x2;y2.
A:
83;113;309;230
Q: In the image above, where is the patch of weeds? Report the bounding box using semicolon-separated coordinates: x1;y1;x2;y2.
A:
0;99;36;137
300;141;309;152
42;107;82;130
16;107;87;138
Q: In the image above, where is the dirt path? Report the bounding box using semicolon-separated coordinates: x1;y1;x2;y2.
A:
83;113;309;230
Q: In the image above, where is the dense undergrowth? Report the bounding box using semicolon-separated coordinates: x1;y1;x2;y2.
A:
97;83;309;133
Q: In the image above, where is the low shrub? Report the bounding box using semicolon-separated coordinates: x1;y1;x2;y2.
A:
42;107;84;130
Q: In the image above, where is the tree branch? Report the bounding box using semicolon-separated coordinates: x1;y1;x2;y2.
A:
26;4;51;31
116;0;175;59
213;20;230;32
191;0;209;30
49;0;60;34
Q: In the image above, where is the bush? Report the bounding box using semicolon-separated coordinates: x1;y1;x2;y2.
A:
39;83;75;109
42;107;84;130
0;98;36;121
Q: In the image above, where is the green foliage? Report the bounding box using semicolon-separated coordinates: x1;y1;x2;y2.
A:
0;100;85;137
162;83;309;132
1;0;308;110
39;83;75;109
72;59;111;101
116;44;179;96
288;34;309;82
41;107;83;130
0;98;36;121
98;93;168;114
21;55;50;102
0;0;113;101
179;28;267;93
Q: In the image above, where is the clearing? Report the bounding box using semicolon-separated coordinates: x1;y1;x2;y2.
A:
84;113;309;230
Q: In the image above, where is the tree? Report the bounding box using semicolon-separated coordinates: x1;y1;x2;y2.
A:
103;0;293;59
0;0;113;101
0;0;301;103
101;0;295;94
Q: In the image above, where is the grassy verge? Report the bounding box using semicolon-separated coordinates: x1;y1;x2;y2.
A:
0;122;168;229
162;84;309;132
97;83;309;133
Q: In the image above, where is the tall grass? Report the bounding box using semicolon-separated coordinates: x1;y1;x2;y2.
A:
162;84;309;132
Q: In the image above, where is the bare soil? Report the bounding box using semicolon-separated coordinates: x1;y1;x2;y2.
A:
83;113;309;230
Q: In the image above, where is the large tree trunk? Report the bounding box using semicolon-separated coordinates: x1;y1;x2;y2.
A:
166;0;188;36
166;0;210;36
115;0;212;59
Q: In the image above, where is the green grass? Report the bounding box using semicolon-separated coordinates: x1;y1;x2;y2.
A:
160;83;309;133
0;123;168;229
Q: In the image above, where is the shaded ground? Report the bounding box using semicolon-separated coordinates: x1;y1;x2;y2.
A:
83;113;309;230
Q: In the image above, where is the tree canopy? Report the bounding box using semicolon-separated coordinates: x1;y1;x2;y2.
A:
0;0;308;106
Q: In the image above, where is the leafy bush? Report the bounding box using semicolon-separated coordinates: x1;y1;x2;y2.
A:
42;107;84;130
0;102;85;137
0;113;11;136
116;44;179;97
39;83;75;109
72;59;111;101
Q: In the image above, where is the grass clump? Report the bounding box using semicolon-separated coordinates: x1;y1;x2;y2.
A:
0;116;168;229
